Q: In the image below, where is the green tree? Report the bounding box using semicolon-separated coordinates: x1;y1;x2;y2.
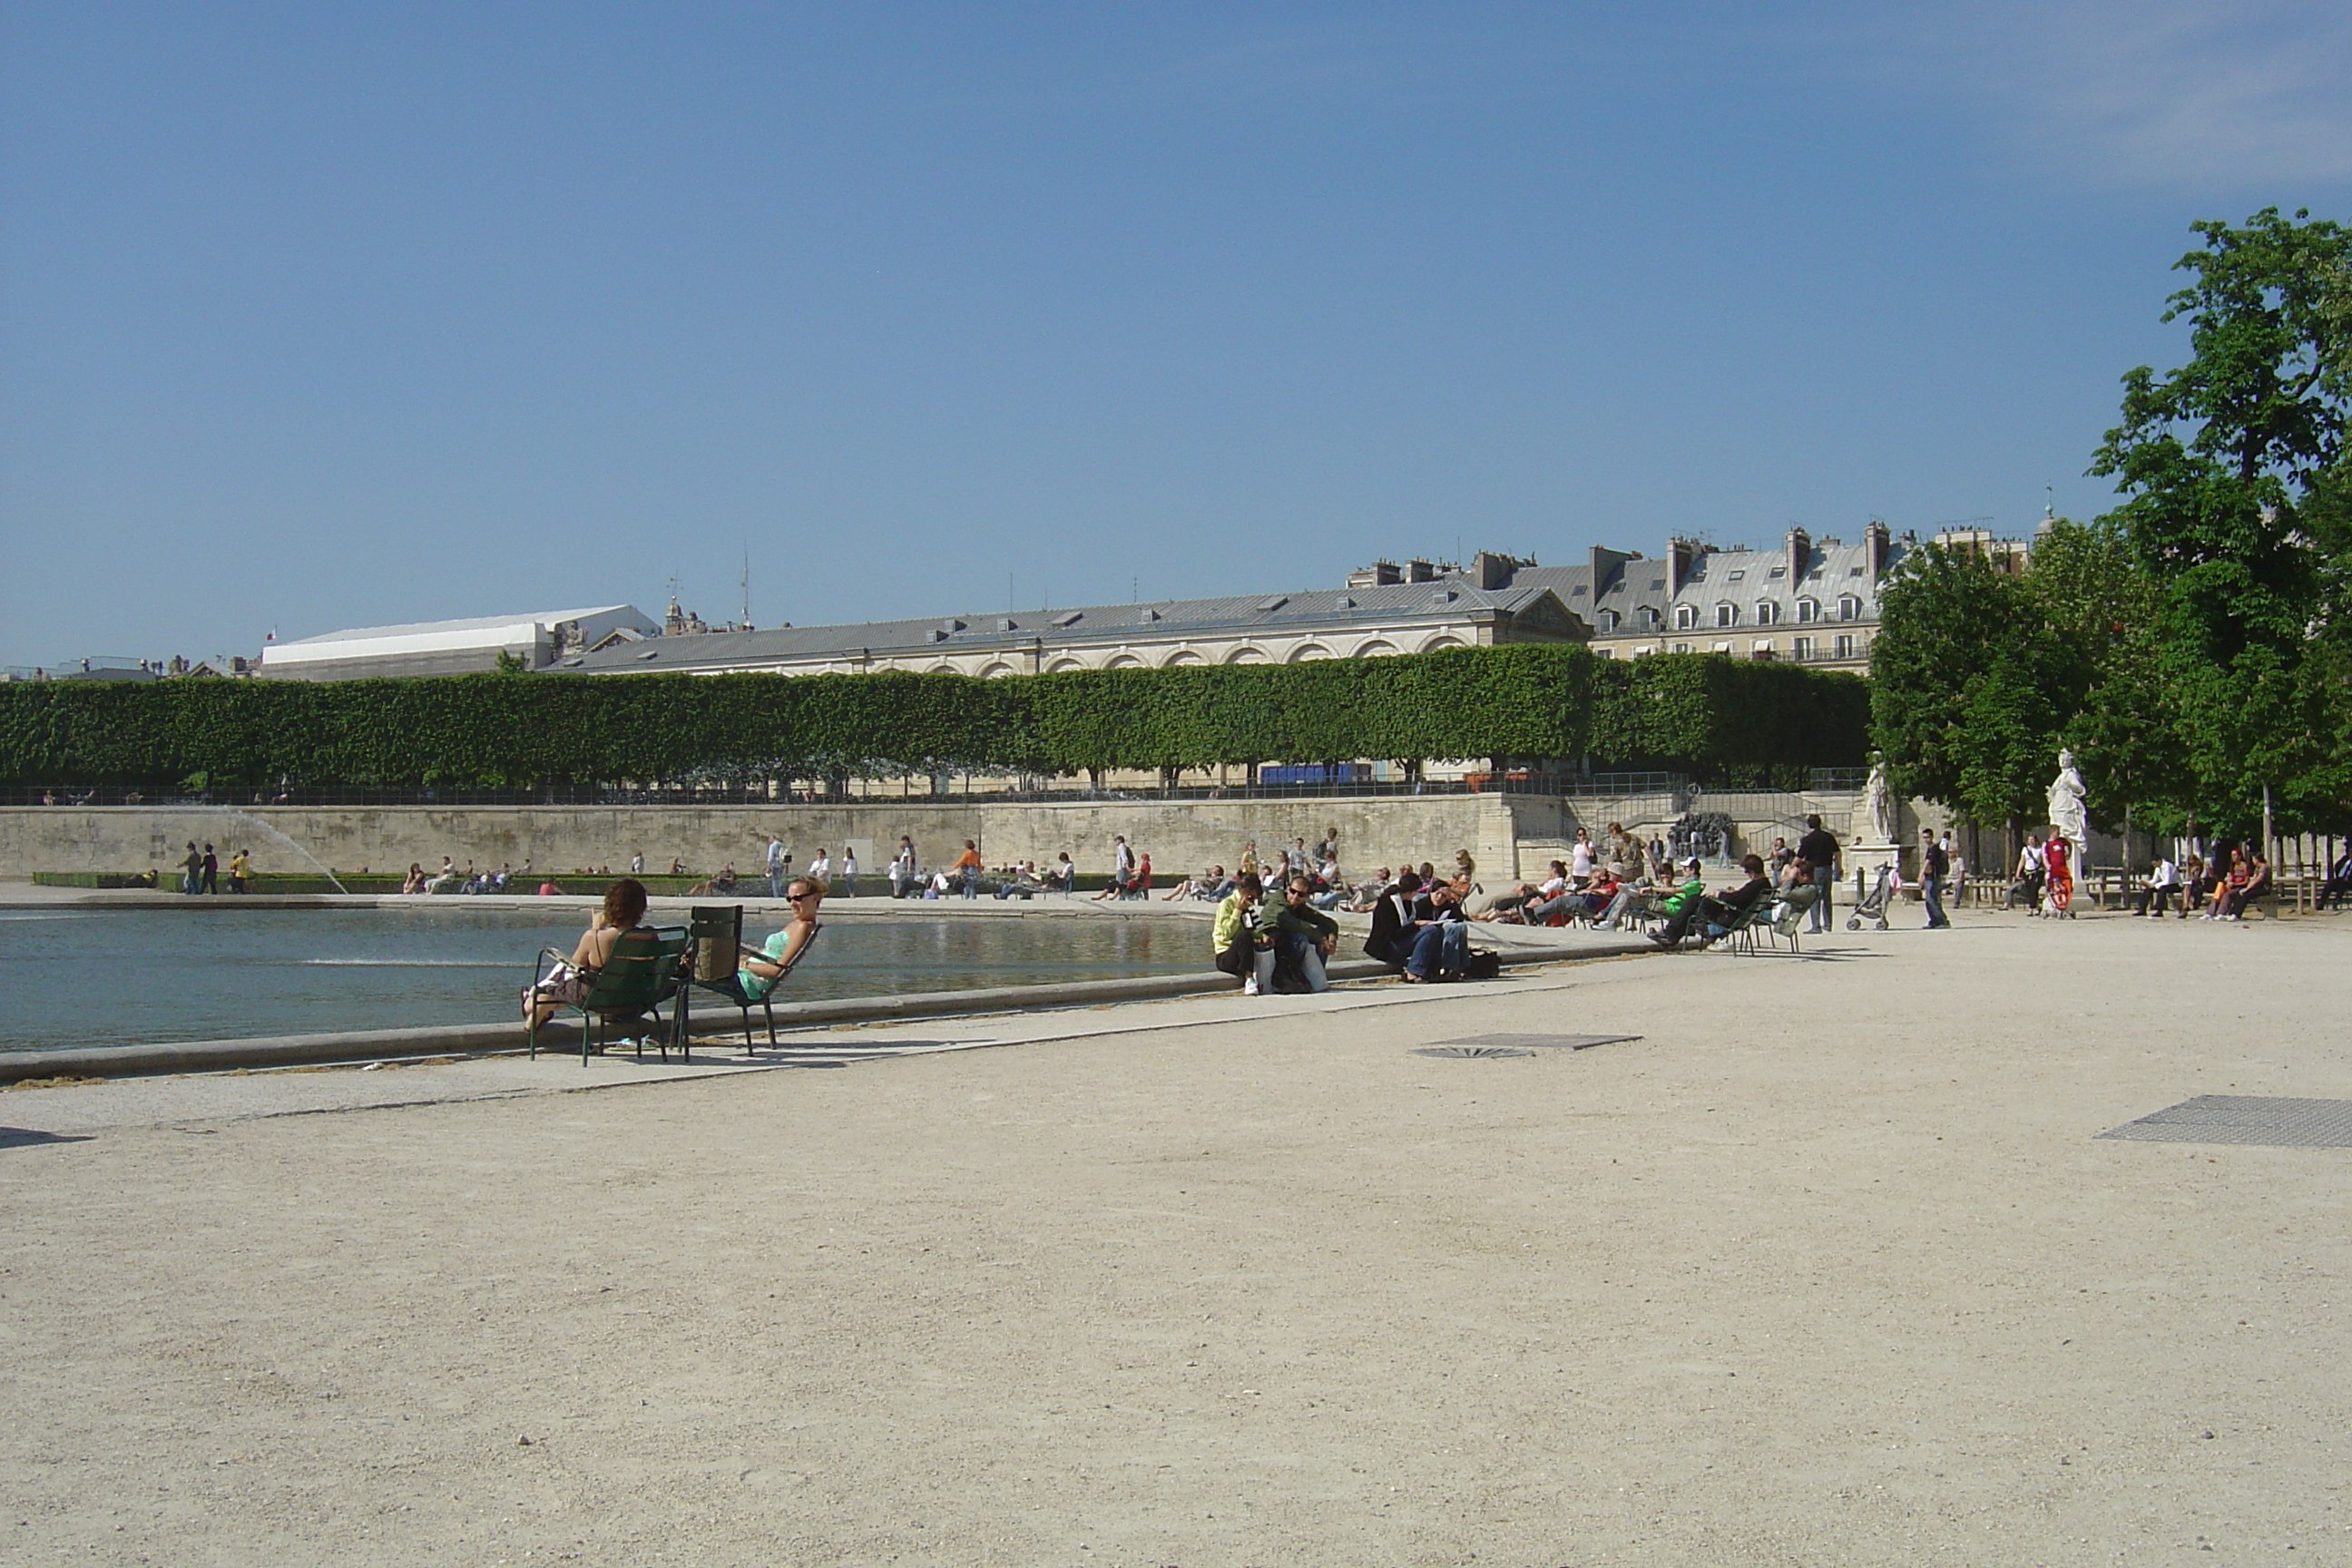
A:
2089;206;2352;833
2019;518;2184;831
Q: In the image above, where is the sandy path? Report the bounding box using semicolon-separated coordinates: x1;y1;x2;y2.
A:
4;912;2347;1565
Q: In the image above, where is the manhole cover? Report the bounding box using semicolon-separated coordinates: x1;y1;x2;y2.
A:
1436;1033;1642;1052
2097;1095;2352;1150
1412;1045;1536;1059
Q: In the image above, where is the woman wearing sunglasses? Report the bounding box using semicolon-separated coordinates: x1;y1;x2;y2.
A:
740;876;827;999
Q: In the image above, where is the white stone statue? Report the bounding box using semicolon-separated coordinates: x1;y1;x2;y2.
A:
2047;747;2089;848
1863;761;1897;845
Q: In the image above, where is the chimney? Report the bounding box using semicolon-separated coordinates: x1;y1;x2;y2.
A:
1665;537;1696;598
1785;525;1809;584
1405;558;1436;583
1864;519;1890;579
1348;559;1402;589
1470;551;1519;591
1588;545;1629;599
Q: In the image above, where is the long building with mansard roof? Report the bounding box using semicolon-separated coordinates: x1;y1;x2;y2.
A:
556;565;1589;677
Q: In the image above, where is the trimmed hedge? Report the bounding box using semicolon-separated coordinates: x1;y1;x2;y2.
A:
0;646;1866;788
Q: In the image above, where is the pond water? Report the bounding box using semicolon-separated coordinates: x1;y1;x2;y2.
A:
0;907;1198;1051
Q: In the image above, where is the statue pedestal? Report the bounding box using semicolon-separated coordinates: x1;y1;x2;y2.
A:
1847;841;1903;872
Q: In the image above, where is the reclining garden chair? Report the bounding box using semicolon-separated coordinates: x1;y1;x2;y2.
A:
1762;882;1819;953
682;905;824;1054
527;925;689;1065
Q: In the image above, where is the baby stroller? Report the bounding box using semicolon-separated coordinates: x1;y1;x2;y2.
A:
1847;866;1894;930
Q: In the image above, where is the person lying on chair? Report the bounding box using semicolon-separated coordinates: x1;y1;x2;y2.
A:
1651;857;1771;948
740;876;826;998
524;877;651;1029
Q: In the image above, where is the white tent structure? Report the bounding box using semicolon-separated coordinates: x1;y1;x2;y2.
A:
259;606;656;681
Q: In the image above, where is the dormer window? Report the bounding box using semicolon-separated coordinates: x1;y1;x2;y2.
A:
1754;601;1779;625
1715;602;1738;628
1797;597;1819;624
1838;595;1863;622
1674;604;1698;630
1598;609;1620;632
1768;566;1786;578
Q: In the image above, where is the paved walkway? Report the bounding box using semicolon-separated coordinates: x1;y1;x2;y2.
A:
5;909;2347;1565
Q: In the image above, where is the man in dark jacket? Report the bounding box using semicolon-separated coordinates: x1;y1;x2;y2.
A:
1796;815;1841;934
1365;870;1422;967
1271;877;1341;992
1919;828;1951;928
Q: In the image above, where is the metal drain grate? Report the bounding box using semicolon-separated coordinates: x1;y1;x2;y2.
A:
1412;1045;1536;1059
2097;1095;2352;1150
1435;1033;1642;1053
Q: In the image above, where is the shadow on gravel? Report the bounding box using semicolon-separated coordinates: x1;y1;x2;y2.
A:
0;1127;95;1149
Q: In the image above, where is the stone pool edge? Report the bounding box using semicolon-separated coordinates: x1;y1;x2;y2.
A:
0;943;1651;1082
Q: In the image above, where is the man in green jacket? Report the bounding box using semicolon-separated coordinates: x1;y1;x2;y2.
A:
1647;859;1709;948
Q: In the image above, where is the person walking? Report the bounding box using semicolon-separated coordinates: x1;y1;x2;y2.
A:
181;841;202;895
838;845;858;898
952;840;983;898
228;848;250;894
763;834;789;900
630;851;644;875
1796;814;1840;934
200;843;219;895
1919;828;1950;928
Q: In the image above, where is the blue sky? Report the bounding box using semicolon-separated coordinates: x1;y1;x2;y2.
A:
5;1;2349;668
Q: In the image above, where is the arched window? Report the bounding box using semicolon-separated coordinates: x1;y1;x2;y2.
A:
1796;597;1819;624
1674;603;1698;630
1714;602;1738;628
1838;594;1863;622
1597;610;1620;632
1754;600;1779;626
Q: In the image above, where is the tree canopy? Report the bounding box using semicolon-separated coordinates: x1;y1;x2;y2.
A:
1877;208;2352;838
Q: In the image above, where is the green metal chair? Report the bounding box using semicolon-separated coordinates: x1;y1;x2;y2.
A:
527;926;688;1064
681;905;823;1054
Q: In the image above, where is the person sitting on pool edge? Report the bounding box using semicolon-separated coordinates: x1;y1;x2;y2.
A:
1269;875;1341;993
523;877;652;1029
740;876;827;999
1211;872;1278;995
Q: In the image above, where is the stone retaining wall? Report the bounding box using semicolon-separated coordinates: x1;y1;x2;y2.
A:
0;788;1871;883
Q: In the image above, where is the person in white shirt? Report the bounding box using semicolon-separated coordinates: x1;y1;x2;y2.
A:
807;849;830;886
2143;856;2182;917
1568;828;1595;885
2015;838;2046;912
838;847;858;898
763;835;789;899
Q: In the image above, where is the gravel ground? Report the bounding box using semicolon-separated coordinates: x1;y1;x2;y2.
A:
3;909;2347;1566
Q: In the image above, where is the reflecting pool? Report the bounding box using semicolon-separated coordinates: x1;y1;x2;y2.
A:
0;906;1198;1051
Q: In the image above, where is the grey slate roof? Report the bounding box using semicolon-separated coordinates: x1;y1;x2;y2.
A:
1511;536;1909;638
559;581;1583;673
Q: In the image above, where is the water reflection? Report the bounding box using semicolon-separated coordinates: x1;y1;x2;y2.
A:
0;907;1198;1051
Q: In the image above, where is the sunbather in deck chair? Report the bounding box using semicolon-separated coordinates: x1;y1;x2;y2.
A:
685;879;826;1054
